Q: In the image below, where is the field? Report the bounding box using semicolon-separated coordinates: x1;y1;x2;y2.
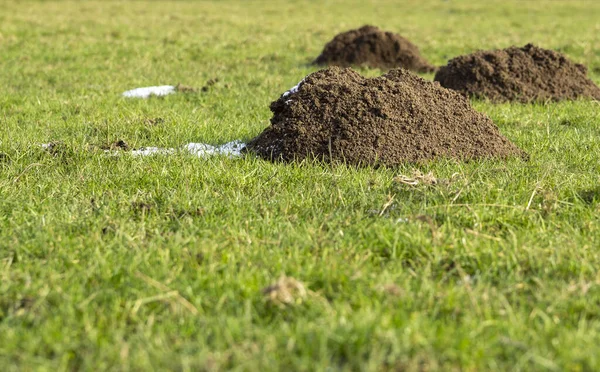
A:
2;0;600;370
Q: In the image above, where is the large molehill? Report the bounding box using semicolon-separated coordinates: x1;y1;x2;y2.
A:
246;67;526;166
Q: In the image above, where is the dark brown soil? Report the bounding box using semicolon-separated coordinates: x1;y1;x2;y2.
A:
313;25;435;73
434;43;600;103
100;140;129;151
201;78;219;92
245;67;526;166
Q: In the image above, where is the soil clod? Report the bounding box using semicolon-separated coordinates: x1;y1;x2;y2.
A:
144;117;164;126
201;78;219;92
101;140;129;151
131;201;154;215
314;25;435;73
246;67;526;166
434;43;600;103
175;83;197;93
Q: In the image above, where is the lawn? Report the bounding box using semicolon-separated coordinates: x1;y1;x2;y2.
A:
1;0;600;370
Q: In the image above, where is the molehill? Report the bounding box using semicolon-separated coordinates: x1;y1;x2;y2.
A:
245;67;526;166
313;25;435;73
434;43;600;103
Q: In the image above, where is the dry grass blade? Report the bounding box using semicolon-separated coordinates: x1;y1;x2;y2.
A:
394;170;438;186
379;194;396;216
526;183;542;211
13;163;44;184
262;276;308;307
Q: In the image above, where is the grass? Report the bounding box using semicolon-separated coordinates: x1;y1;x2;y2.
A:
1;0;600;370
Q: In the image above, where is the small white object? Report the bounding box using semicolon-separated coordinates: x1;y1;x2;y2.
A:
41;143;52;149
122;85;176;98
131;147;175;156
282;79;305;97
458;275;475;286
184;142;217;155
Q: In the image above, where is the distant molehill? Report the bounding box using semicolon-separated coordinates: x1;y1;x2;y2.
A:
434;43;600;103
313;25;435;73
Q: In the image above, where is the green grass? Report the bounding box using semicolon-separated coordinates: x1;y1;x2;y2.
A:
2;0;600;370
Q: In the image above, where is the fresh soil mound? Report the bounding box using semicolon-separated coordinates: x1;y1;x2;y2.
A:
313;25;435;73
245;67;526;166
434;43;600;103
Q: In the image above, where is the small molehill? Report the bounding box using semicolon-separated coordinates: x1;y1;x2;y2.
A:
245;67;526;166
313;25;435;73
434;43;600;103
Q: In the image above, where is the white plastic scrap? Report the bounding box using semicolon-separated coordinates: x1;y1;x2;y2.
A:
128;141;245;158
40;141;245;158
185;140;246;157
282;79;305;98
122;85;176;98
131;147;175;156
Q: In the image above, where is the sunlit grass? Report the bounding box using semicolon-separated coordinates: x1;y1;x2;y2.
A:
1;0;600;370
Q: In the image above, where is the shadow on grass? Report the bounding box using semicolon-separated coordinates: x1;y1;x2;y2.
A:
578;186;600;205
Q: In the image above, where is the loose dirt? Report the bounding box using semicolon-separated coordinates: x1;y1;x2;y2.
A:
100;140;129;151
434;43;600;103
245;67;526;166
313;25;435;73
